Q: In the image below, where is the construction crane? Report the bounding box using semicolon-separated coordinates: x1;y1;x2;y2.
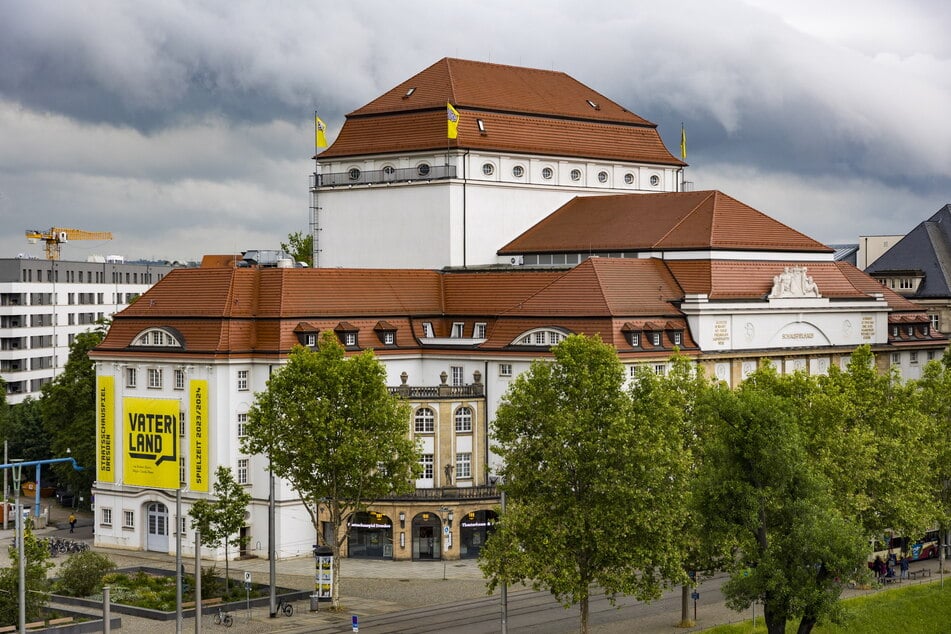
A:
25;227;113;260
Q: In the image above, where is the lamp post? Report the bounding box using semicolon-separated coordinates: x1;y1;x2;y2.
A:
438;506;453;580
1;456;84;634
11;459;24;634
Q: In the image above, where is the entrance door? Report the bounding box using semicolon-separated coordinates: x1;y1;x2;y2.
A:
418;526;435;559
146;502;169;552
239;526;249;558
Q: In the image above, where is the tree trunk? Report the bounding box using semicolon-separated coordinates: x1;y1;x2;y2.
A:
580;594;589;634
764;603;786;634
678;584;694;627
797;616;817;634
224;540;230;592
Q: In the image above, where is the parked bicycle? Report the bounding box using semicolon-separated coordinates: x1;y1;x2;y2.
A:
213;607;233;627
276;597;294;617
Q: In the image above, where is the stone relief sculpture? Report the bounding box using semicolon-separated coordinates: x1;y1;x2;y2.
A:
770;266;821;298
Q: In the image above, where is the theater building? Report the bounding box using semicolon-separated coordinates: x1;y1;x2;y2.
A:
90;59;946;562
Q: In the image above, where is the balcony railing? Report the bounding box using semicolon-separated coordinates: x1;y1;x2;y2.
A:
380;485;499;502
388;383;484;399
313;164;457;188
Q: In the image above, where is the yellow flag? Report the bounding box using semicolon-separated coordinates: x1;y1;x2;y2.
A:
447;102;460;139
680;124;686;160
315;113;328;148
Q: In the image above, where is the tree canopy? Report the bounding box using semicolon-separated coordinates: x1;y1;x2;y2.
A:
479;335;691;633
38;324;108;501
280;231;313;267
189;466;251;591
243;333;420;608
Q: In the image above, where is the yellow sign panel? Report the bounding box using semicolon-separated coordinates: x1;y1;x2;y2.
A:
122;397;179;489
96;375;114;483
190;380;209;492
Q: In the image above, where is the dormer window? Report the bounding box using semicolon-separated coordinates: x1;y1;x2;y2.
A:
629;332;640;347
907;326;914;337
892;326;899;337
511;328;570;347
652;333;661;346
133;327;184;349
923;324;930;336
334;322;359;348
672;332;682;346
422;322;434;338
374;321;398;346
451;322;464;338
306;334;317;347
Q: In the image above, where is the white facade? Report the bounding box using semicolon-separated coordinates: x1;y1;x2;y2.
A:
313;150;681;269
0;258;173;404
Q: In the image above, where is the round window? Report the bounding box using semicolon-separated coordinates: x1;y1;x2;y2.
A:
597;171;609;183
482;163;495;176
624;173;635;185
542;167;553;180
650;174;660;186
348;168;361;180
417;163;431;176
570;169;582;182
512;165;525;178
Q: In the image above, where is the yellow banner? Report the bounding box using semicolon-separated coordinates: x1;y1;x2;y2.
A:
96;375;114;483
122;397;179;489
190;380;209;492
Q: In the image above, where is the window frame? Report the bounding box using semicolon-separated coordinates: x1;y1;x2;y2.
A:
147;368;163;389
126;367;137;388
499;363;513;377
456;452;472;479
237;369;249;391
237;458;249;485
455;406;473;432
420;454;434;479
414;407;435;433
174;369;185;390
101;507;113;527
123;510;135;529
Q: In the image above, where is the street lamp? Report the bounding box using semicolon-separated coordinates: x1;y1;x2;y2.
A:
11;459;24;634
438;506;452;580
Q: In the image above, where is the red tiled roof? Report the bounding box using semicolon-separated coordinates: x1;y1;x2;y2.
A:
318;58;683;165
502;258;683;317
499;191;831;254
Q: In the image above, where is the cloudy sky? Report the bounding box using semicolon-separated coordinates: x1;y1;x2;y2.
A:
1;0;949;263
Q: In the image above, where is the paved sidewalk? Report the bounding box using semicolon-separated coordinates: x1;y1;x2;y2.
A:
3;500;948;632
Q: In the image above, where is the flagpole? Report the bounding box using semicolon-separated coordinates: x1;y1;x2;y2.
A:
680;122;687;192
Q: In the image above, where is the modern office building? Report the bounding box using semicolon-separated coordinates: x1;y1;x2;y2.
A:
0;257;174;403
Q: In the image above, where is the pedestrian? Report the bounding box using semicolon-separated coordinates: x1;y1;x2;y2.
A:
900;555;909;580
68;513;76;533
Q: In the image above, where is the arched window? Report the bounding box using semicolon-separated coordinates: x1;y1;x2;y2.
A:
414;407;435;433
455;407;472;432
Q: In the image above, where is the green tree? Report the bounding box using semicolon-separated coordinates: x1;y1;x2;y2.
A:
53;551;115;597
1;397;51;466
280;231;313;267
0;528;53;625
697;364;876;634
479;335;689;634
243;333;420;608
631;353;721;627
915;353;951;573
38;322;108;502
188;466;251;592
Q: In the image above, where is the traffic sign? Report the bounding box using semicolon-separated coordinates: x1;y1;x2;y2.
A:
352;614;359;632
443;526;450;536
244;571;252;583
691;591;700;601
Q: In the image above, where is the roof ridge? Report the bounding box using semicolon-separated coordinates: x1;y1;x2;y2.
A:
653;190;715;247
924;221;951;291
587;258;615;313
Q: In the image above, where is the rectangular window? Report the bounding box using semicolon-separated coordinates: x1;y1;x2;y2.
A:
179;411;186;436
654;364;666;376
422;322;434;338
174;369;185;390
306;334;316;346
499;363;512;377
534;331;546;345
126;367;137;388
383;331;395;345
420;454;434;479
928;351;936;361
147;368;163;389
899;278;913;289
474;323;487;339
930;314;940;330
179;456;186;485
451;322;464;338
673;332;682;345
237;370;249;391
891;352;900;364
123;510;135;529
630;333;640;346
456;452;472;479
652;333;661;346
237;413;248;437
450;366;464;387
237;458;249;485
344;332;356;346
101;508;113;527
910;351;919;364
